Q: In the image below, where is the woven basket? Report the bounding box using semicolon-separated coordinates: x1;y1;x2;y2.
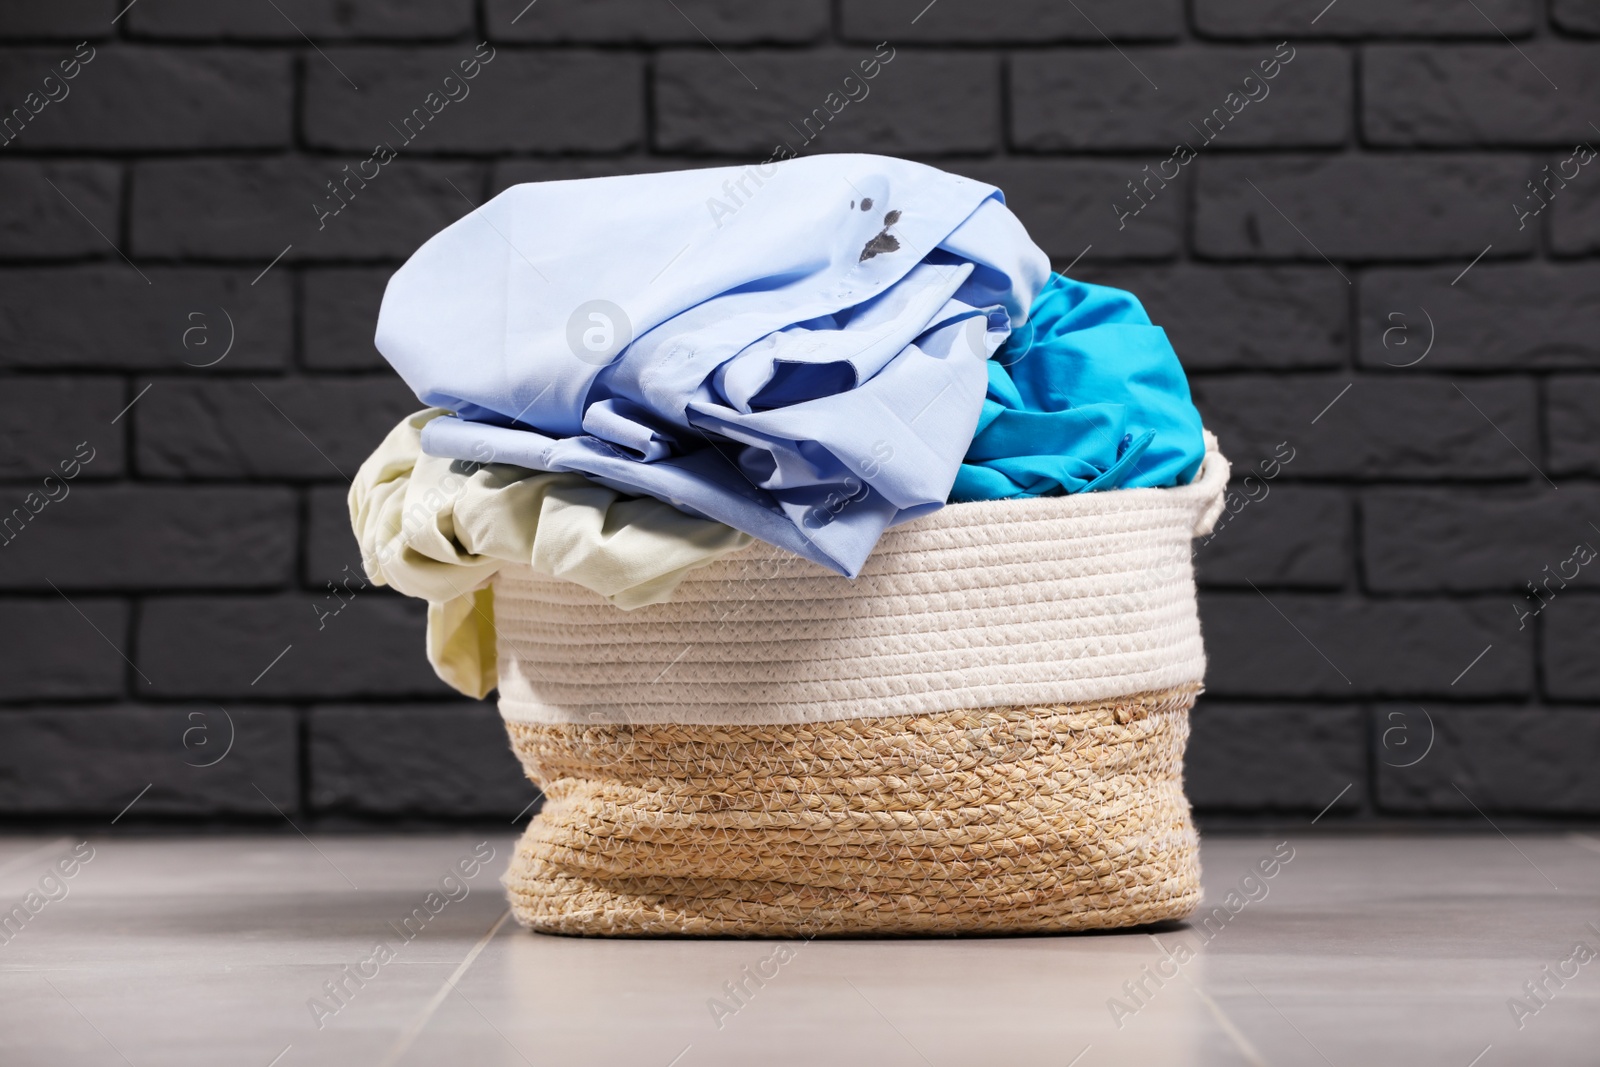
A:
495;439;1230;936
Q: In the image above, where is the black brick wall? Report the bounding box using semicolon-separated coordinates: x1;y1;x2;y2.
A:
1;0;1595;828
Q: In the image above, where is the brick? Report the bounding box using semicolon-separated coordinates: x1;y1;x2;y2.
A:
1364;45;1598;147
309;704;533;816
134;376;420;480
0;487;295;590
1548;376;1600;476
1189;375;1539;480
1084;266;1348;369
1201;593;1531;697
490;0;829;43
1186;701;1364;812
305;48;644;154
0;46;291;150
491;156;700;194
0;377;125;479
1195;155;1535;260
840;0;1180;42
951;160;1180;261
654;48;999;156
1374;706;1600;815
138;595;450;698
1195;486;1348;588
1011;46;1348;152
1357;264;1600;370
0;706;298;816
1361;487;1596;594
307;485;364;586
0;161;118;258
0;0;1586;832
127;0;474;39
1543;596;1600;700
0;599;128;701
1195;0;1533;38
303;268;391;370
1552;0;1600;35
1550;166;1600;255
130;157;480;260
0;266;290;371
0;3;116;38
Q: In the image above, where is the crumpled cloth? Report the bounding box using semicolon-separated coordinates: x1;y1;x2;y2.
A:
349;409;752;698
952;273;1206;501
375;153;1050;579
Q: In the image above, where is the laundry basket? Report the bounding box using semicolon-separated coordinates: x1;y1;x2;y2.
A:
494;437;1230;936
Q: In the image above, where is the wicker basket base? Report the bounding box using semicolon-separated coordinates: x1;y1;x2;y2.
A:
502;686;1201;936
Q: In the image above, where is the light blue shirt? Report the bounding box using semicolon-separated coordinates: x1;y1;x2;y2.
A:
377;154;1050;577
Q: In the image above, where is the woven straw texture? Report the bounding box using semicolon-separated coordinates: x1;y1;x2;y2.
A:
503;685;1201;936
495;439;1229;726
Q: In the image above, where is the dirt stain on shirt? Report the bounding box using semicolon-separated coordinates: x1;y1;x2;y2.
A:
859;208;902;262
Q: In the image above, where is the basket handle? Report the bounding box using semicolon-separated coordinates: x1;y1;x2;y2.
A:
1189;431;1232;539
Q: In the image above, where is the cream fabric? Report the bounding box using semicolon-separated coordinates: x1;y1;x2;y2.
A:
350;410;753;698
493;435;1230;725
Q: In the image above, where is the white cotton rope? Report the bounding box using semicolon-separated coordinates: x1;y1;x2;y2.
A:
494;435;1229;727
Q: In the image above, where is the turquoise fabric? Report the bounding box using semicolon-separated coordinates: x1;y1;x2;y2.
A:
951;273;1205;502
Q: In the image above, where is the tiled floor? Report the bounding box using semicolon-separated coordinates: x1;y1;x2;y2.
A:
1;832;1597;1066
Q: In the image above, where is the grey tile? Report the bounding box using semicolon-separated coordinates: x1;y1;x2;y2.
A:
0;834;1594;1065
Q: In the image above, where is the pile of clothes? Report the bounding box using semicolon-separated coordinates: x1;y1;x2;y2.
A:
352;154;1205;696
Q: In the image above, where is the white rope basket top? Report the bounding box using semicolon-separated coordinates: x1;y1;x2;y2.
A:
494;433;1230;726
